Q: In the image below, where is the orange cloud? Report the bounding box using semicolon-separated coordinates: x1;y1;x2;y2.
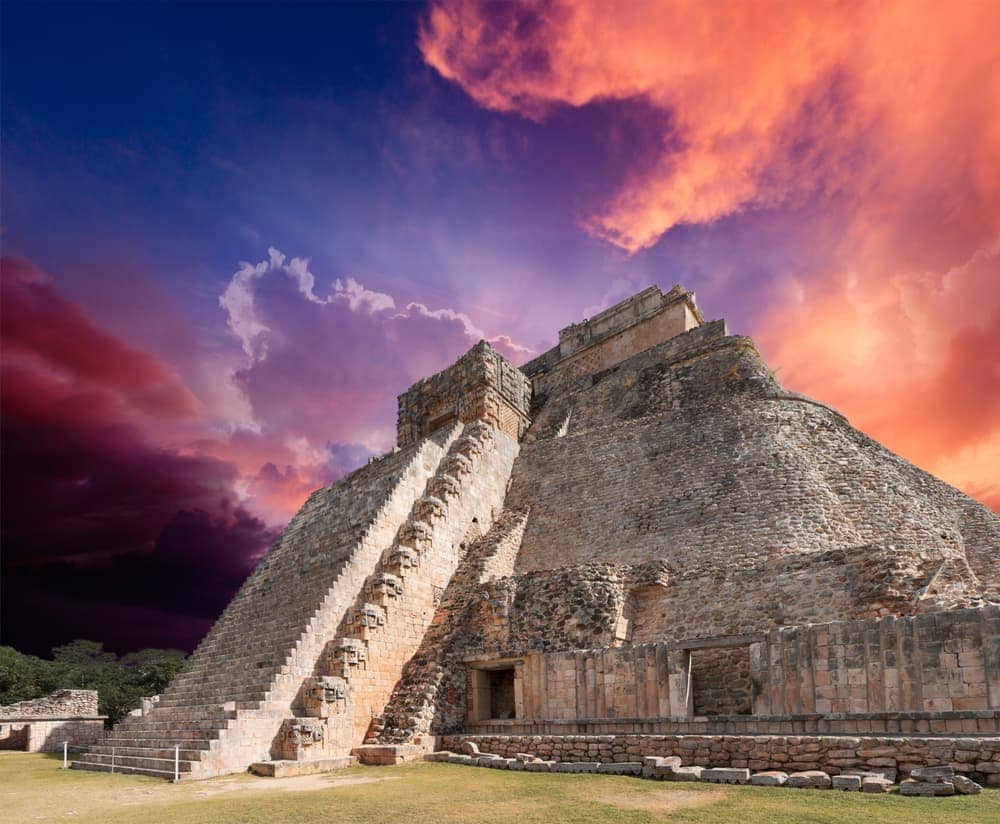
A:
420;0;1000;251
421;0;1000;511
755;241;1000;511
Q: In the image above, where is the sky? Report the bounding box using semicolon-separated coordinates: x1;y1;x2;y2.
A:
2;1;998;656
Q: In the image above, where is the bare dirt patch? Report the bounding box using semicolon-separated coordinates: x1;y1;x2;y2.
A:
596;787;728;814
190;772;396;797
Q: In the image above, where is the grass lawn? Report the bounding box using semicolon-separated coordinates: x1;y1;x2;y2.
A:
2;752;998;823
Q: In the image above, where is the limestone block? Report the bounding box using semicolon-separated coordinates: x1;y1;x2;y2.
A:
507;759;525;771
832;775;862;791
640;755;683;779
751;771;788;786
786;770;832;789
515;753;537;762
552;761;600;773
599;762;642;775
666;766;704;782
524;760;553;772
460;741;481;755
446;754;475;765
861;776;894;793
642;755;681;768
702;767;751;784
952;775;982;794
424;751;454;762
900;779;956;796
909;765;954;783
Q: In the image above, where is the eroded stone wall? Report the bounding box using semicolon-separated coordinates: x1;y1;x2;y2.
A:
397;341;531;447
442;733;1000;785
692;648;752;716
1;689;105;752
508;321;999;623
523;285;703;395
0;689;98;719
751;606;1000;716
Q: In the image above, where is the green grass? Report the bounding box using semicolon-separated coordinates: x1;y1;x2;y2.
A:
2;752;998;823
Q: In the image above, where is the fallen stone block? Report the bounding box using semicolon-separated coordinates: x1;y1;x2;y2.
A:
424;751;454;763
751;771;788;786
598;762;642;775
832;775;861;791
515;753;537;762
446;754;475;765
460;741;481;756
665;766;704;782
861;776;893;794
524;760;553;772
641;756;680;779
787;770;832;789
702;768;750;785
952;775;982;795
551;761;600;773
909;765;954;783
506;759;525;771
643;756;681;768
900;779;956;797
477;755;505;768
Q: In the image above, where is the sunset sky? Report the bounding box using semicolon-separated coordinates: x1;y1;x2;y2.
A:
2;1;998;655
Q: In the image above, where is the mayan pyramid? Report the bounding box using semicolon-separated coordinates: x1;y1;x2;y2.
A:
74;285;1000;780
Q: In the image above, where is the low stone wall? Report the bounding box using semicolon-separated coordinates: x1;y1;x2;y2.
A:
442;733;1000;786
0;719;106;752
751;607;1000;715
0;689;99;719
1;689;106;752
466;710;1000;737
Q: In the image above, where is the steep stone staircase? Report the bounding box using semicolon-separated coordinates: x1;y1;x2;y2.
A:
72;426;463;779
72;420;519;779
267;420;519;768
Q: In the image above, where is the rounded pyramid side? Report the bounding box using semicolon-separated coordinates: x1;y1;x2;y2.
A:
506;325;999;634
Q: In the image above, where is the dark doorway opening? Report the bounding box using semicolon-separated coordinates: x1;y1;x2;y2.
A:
488;668;515;720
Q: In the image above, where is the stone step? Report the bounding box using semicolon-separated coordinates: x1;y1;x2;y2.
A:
72;759;182;780
103;733;218;747
156;692;267;707
73;752;197;773
88;744;208;761
115;719;232;732
127;704;241;716
156;690;269;704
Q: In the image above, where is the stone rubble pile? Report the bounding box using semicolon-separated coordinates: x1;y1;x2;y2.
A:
899;765;983;796
425;743;984;797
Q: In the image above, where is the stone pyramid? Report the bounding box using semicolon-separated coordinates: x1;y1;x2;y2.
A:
74;286;999;779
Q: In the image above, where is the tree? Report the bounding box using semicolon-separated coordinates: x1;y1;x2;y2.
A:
0;642;187;725
0;646;61;705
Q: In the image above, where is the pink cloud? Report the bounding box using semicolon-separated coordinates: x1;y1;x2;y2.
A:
219;248;534;462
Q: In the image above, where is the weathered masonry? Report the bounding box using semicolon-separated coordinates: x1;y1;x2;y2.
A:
1;690;106;752
73;285;1000;782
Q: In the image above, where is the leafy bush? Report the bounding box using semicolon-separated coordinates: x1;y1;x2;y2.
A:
0;641;187;725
